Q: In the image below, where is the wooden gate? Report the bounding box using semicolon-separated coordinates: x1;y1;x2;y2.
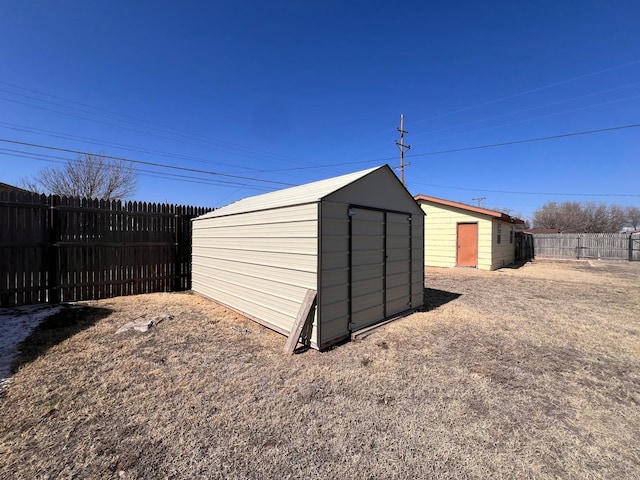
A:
631;234;640;262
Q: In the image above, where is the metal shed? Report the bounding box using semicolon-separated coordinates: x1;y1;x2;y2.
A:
192;165;424;350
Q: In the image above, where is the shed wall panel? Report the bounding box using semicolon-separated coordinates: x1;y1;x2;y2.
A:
411;216;425;308
317;201;351;345
192;203;319;345
325;167;420;214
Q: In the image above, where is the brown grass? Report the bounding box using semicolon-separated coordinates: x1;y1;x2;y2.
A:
1;260;639;479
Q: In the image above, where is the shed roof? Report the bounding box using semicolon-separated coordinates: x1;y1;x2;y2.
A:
198;166;383;219
415;194;524;224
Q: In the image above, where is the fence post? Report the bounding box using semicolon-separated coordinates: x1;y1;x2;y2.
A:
630;234;634;262
47;195;60;304
576;235;579;260
174;206;181;291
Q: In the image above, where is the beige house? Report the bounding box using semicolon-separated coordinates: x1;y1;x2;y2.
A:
192;166;424;350
415;195;524;270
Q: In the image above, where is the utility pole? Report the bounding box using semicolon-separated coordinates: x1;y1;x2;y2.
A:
472;197;486;207
395;114;411;185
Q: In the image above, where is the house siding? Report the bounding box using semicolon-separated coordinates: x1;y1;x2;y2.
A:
419;202;493;269
490;220;516;269
418;200;520;271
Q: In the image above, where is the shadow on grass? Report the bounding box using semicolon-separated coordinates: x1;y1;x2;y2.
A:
420;287;462;311
499;260;534;270
12;304;112;374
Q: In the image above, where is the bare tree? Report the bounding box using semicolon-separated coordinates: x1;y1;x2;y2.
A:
533;202;587;233
22;153;137;200
626;206;640;230
533;201;626;233
582;203;626;233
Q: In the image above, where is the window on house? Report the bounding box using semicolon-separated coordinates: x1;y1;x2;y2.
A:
510;227;514;244
497;224;501;244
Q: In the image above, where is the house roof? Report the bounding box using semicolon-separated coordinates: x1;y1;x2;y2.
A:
197;166;383;219
0;182;32;194
414;194;524;224
524;228;560;234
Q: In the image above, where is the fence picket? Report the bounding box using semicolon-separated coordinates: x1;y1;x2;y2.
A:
533;233;638;261
0;189;212;307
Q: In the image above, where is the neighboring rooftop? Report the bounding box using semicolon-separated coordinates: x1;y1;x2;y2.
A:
414;194;525;224
524;228;560;234
0;182;32;195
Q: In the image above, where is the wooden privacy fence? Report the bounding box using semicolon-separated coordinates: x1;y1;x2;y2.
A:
515;232;534;262
532;233;640;261
0;190;212;307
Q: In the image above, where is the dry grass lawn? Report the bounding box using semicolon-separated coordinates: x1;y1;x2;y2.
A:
1;260;639;479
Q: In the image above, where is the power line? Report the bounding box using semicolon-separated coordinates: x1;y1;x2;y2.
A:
236;121;640;173
2;120;638;181
0;138;297;187
347;58;640;152
409;58;640;127
411;93;640;148
407;181;640;197
0;147;274;192
406;122;640;158
4;137;639;200
0;82;303;165
409;80;640;144
0;121;263;172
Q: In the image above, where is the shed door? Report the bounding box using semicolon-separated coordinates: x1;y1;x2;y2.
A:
349;208;413;332
457;223;478;267
350;208;385;331
385;212;412;317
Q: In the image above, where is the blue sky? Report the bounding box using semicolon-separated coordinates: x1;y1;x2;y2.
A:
1;1;639;222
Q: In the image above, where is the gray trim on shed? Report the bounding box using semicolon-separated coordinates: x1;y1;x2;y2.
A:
192;165;424;349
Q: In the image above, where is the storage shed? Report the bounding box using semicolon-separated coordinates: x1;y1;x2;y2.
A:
192;165;424;350
414;194;524;270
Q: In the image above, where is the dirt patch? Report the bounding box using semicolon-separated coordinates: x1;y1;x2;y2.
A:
1;262;639;479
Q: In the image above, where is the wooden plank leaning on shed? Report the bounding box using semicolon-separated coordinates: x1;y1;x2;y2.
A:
283;289;317;355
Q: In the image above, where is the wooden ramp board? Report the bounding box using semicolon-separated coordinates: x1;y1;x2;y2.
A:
283;289;317;355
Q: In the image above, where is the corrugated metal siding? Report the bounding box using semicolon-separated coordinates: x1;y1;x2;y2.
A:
318;201;350;345
192;203;319;345
325;167;419;213
350;208;385;330
410;214;425;308
385;212;412;316
319;198;424;346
